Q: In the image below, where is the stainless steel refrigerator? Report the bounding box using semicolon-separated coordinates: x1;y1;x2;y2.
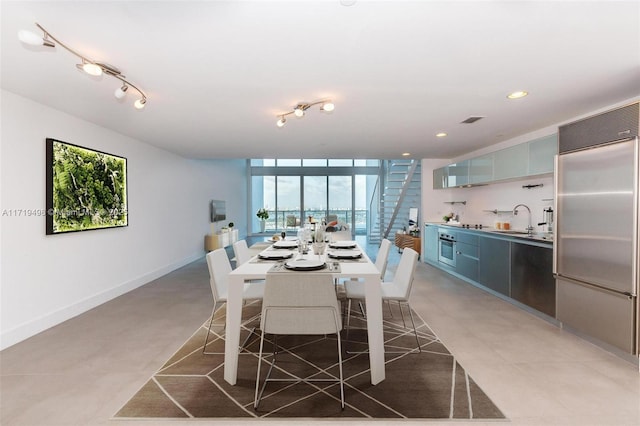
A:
555;102;639;358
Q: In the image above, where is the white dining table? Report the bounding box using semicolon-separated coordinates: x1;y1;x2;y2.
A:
223;242;386;386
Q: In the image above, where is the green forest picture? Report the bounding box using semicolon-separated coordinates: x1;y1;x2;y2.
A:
46;139;127;234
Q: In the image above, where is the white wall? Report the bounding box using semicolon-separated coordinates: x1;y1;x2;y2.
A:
421;97;639;232
0;90;246;349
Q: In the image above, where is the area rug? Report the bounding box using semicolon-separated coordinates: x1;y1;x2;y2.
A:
114;301;505;420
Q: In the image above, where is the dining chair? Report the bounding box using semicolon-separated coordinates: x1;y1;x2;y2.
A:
286;215;299;230
344;247;421;353
203;248;264;354
254;273;345;410
337;238;392;315
232;239;252;266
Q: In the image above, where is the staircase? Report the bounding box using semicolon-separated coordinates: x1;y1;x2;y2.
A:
368;159;421;243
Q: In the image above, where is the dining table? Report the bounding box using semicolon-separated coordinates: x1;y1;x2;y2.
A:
223;239;386;386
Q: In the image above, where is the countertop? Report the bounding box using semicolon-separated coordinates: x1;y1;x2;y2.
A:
425;222;554;244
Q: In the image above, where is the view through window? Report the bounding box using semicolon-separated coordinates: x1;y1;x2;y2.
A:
250;159;380;235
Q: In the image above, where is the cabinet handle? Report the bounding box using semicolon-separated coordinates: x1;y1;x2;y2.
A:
456;251;462;255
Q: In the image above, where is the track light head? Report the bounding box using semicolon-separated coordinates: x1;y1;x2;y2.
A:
18;29;55;48
134;98;146;109
79;61;103;76
114;84;129;99
320;102;335;112
276;117;286;127
294;106;305;118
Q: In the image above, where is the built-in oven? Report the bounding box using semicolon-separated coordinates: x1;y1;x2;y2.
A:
438;230;456;267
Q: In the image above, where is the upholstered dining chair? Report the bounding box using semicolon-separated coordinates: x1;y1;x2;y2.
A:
254;273;345;410
344;247;421;353
286;215;300;230
203;248;264;354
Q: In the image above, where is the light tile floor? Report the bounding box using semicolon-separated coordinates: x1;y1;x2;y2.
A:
1;238;639;425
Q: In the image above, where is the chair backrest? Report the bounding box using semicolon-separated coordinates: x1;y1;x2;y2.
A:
206;248;232;304
391;248;419;301
232;239;251;266
261;273;341;335
374;239;392;280
325;214;338;223
286;215;298;227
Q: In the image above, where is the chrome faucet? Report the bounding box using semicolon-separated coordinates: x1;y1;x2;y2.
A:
513;204;534;235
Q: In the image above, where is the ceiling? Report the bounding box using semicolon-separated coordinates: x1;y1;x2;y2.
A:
2;1;639;160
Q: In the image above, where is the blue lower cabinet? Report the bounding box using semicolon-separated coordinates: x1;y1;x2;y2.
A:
478;237;510;296
455;241;478;281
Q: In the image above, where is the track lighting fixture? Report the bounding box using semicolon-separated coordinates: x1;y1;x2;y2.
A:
275;99;335;127
18;23;147;109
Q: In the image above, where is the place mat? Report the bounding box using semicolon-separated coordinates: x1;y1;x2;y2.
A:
268;261;341;273
327;250;362;260
328;241;357;249
272;240;299;249
257;252;294;260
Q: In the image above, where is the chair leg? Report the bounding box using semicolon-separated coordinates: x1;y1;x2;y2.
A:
254;329;266;409
398;301;407;328
203;303;221;354
336;322;345;410
406;302;422;353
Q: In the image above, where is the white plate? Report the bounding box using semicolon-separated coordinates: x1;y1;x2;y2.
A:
273;240;298;249
259;252;293;260
284;259;326;271
329;241;357;249
328;250;362;259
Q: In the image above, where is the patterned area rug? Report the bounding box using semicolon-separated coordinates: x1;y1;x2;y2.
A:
114;301;505;420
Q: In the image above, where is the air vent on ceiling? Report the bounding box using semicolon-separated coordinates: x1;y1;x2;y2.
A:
461;116;484;124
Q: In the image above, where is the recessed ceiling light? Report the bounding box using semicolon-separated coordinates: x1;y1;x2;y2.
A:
507;91;528;99
436;132;447;137
402;152;410;157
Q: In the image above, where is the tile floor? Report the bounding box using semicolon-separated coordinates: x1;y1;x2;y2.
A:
1;238;639;426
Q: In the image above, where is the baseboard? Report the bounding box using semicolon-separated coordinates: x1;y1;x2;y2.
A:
0;252;204;351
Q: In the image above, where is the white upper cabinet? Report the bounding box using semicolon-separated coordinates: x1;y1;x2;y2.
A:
528;134;558;175
432;133;557;189
469;153;494;184
446;160;469;187
493;143;528;181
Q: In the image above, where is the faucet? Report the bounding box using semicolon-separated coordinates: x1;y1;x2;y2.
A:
513;204;534;235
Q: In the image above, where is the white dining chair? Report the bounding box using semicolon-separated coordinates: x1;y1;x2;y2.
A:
254;273;344;410
232;239;252;266
339;238;392;315
344;247;421;353
203;248;264;354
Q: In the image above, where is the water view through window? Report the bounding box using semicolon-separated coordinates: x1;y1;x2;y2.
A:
250;159;379;234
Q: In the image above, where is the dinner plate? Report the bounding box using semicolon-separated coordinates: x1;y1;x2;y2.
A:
272;240;298;249
259;252;293;260
328;241;357;249
328;250;362;259
284;259;326;271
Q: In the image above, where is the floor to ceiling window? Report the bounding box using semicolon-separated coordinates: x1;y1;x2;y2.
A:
249;159;380;235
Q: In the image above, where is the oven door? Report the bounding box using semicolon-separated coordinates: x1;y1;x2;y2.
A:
438;237;456;267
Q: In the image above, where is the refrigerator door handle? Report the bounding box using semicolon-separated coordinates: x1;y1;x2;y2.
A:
552;154;559;277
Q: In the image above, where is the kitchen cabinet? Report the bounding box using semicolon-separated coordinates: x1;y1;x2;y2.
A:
528;134;557;175
469;153;494;184
395;233;421;256
510;242;555;317
432;133;557;189
423;224;439;263
433;167;448;189
493;143;528;181
478;237;510;296
455;231;478;281
446;160;469;187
